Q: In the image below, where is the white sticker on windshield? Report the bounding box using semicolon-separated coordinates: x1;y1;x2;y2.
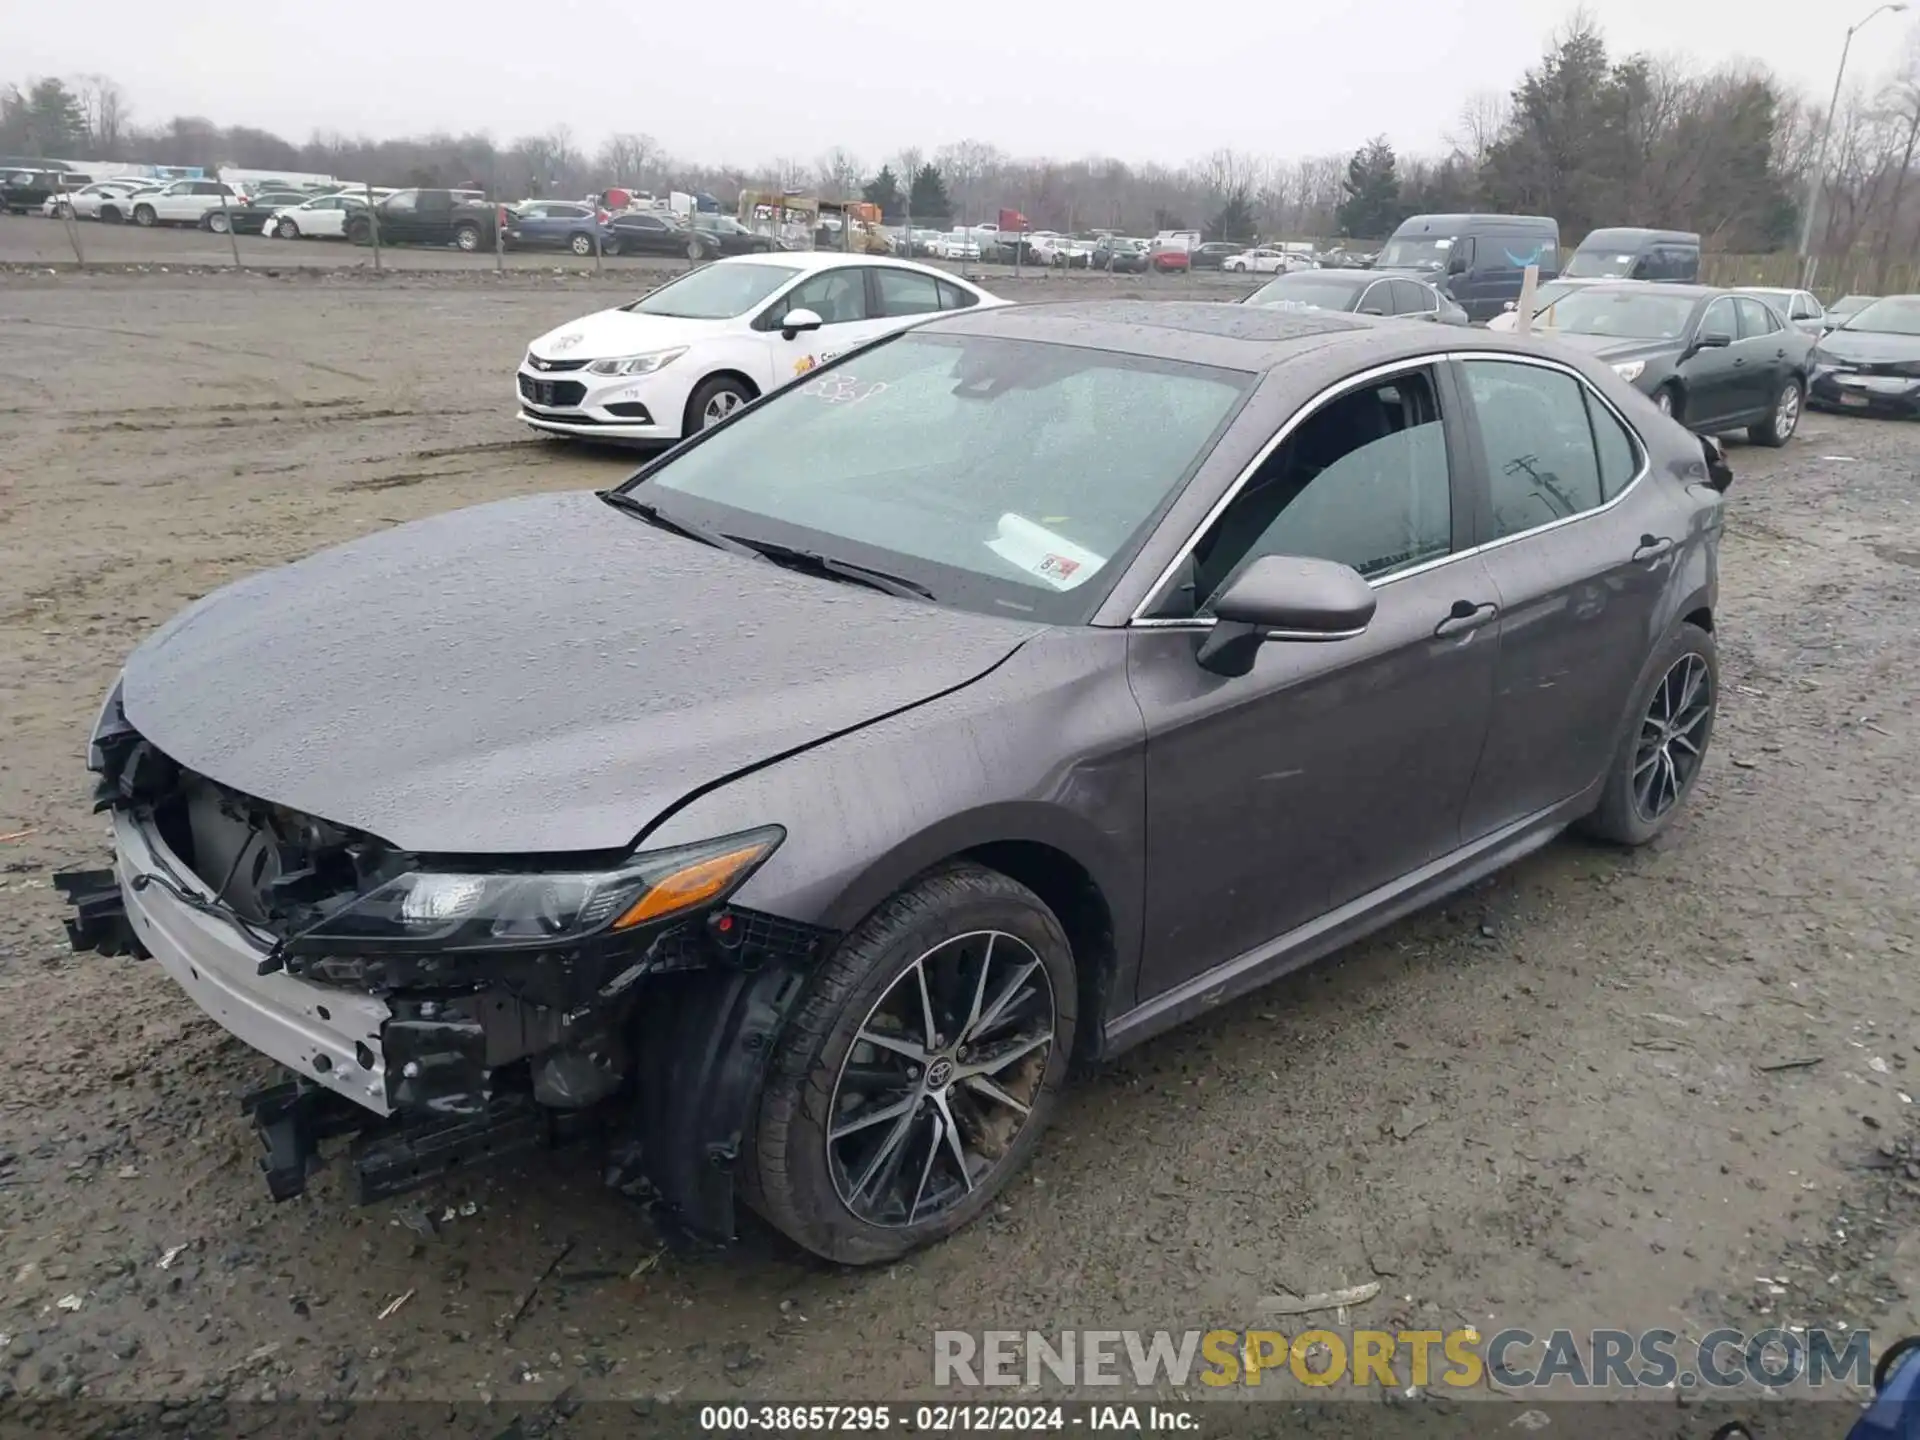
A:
987;514;1106;592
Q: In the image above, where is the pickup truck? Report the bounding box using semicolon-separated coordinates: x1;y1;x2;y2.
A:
343;188;499;251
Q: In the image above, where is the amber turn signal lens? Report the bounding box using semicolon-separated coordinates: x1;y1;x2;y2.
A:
612;843;770;929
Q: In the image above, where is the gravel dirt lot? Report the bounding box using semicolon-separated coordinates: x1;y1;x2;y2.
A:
1;265;1917;1429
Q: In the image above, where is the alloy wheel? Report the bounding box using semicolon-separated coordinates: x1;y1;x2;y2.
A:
1653;389;1673;416
826;930;1055;1228
1776;382;1801;439
1633;653;1711;822
701;391;743;427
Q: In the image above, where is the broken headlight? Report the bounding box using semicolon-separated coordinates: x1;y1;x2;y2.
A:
287;827;783;953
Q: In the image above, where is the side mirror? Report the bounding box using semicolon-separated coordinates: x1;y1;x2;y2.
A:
1448;255;1468;276
1688;331;1731;357
1195;555;1376;676
780;307;824;340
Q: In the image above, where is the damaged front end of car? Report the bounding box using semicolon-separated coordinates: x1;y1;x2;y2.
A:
53;681;831;1241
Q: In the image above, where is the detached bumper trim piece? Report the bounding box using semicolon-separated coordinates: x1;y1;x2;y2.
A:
52;867;148;958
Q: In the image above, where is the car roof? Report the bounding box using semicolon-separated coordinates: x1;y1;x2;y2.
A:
1736;286;1800;296
1578;227;1700;246
1577;282;1725;301
711;250;949;277
913;298;1580;374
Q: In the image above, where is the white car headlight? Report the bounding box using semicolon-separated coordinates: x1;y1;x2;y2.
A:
585;347;688;378
1612;360;1646;383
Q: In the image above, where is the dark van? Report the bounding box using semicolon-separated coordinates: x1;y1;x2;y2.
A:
1563;228;1701;283
1373;213;1560;322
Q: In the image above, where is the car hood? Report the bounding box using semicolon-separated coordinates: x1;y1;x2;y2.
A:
1814;328;1920;366
1540;332;1680;366
118;490;1043;855
528;308;733;361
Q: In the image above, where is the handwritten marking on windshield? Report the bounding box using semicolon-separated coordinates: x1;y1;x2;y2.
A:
802;374;889;405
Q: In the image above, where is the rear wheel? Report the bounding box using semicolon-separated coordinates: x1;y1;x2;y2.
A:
745;863;1076;1264
1579;622;1718;846
204;210;231;234
1651;384;1680;420
454;222;481;252
1749;375;1802;447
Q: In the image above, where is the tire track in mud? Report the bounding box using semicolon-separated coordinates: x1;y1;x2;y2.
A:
0;316;378;385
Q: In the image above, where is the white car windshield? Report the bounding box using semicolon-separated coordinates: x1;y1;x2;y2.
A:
628;333;1252;620
1539;288;1697;339
1563;251;1638;278
623;263;802;320
1244;275;1368;309
1376;236;1452;268
1840;297;1920;336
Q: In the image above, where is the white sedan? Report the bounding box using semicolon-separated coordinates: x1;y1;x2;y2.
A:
516;253;1004;444
1224;247;1291;274
1485;275;1611;332
267;193;365;240
939;232;981;260
42;180;146;220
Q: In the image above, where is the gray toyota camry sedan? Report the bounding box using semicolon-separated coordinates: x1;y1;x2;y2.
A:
58;301;1732;1264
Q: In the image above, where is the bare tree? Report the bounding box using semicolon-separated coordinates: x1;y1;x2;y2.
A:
597;132;665;188
1449;89;1511;166
71;74;129;155
815;145;863;198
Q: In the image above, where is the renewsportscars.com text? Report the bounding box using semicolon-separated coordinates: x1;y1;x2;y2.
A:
933;1327;1875;1391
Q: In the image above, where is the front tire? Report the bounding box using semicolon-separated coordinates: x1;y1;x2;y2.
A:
745;863;1077;1264
1749;376;1802;447
132;204;156;228
570;232;595;256
683;374;755;433
276;218;300;239
1580;621;1718;846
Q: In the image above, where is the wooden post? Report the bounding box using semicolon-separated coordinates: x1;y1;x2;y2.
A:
217;185;243;269
1515;264;1539;337
59;198;86;267
363;182;382;272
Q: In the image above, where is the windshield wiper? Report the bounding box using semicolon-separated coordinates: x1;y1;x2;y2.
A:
733;538;937;602
597;490;762;559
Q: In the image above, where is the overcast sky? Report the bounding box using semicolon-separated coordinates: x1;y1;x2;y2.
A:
12;0;1918;167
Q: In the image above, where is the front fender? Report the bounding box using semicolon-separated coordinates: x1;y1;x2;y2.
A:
638;628;1147;1003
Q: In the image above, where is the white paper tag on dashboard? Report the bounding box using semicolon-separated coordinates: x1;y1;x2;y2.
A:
986;513;1106;591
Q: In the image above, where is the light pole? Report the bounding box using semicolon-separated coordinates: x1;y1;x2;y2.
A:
1798;1;1909;286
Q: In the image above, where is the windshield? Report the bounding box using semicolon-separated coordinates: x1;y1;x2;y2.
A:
1841;297;1920;335
624;262;800;320
1244;275;1365;310
1832;295;1874;314
1563;249;1638;279
1536;287;1697;339
622;333;1252;621
1375;236;1453;269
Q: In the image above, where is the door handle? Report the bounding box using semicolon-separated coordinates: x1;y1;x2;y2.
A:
1633;534;1675;562
1433;598;1498;637
1732;357;1747;367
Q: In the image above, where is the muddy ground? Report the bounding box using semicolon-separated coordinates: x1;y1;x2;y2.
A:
1;269;1917;1428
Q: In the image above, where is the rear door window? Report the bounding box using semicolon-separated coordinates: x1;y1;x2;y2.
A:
1461;360;1606;540
872;267;944;317
1734;297;1780;339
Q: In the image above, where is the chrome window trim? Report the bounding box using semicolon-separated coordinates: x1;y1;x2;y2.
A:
1126;347;1653;627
